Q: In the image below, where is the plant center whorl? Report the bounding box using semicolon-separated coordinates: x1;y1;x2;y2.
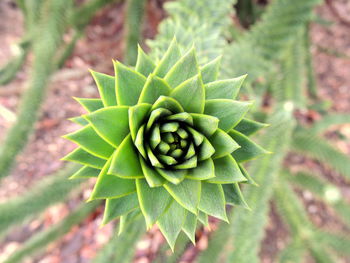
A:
135;107;204;170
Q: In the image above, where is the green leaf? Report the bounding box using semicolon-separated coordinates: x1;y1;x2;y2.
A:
150;124;161;148
197;138;215;161
158;200;187;251
90;159;136;200
138;74;171;104
146;108;171;131
198;182;227;221
229;130;268;162
62;147;106;169
174;156;198;169
63;125;115;159
208;155;246;184
135;45;156;76
223;183;249;209
109;134;144;178
205;75;246;100
239;163;258;186
187;127;204;146
209;128;240;159
170;74;205;113
164;179;201;214
114;61;146;106
74;97;104;112
182;212;197;244
234;118;268;136
84;106;129;148
153;38;182;78
204;99;252;131
187;158;215;180
90;70;117;106
68;116;89;126
166;113;193;125
102;193;138;225
200;56;221;84
69;166;99;179
191;113;219;137
165;48;199;89
135;125;147;158
136;179;172;227
139;156;165;187
156;168;186;185
198;211;209;227
129;103;152;141
152;96;184;113
119;209;142;235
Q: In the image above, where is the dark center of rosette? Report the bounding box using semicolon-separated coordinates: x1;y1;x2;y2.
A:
135;107;205;170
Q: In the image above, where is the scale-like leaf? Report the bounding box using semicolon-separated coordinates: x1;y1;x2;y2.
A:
90;70;117;106
191;113;219;137
69;166;99;179
187;158;215;180
129;103;152;141
152;96;184;113
200;56;221;84
138;74;172;104
136;45;156;76
209;129;240;159
208;155;246;184
157;168;186;185
62;147;106;169
182;212;197;244
74;97;104;112
139;156;165;187
235;118;268;136
205;75;246;100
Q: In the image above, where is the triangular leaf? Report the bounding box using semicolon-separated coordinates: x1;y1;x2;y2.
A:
198;211;209;227
204;99;252;131
187;158;215;180
138;74;172;104
229;130;268;162
205;75;246;100
102;193;138;225
209;128;240;159
68;116;89;126
152;96;184;113
90;159;136;200
200;56;221;84
135;45;155;76
197;137;215;161
239;163;258;186
198;182;227;221
164;48;199;89
182;212;197;244
63;125;115;159
139;156;165;187
164;179;201;214
191;113;219;137
129;103;152;141
234;118;268;136
84;106;129;148
90;70;117;106
69;166;99;179
74;97;103;112
156;168;186;185
136;179;172;227
223;183;249;209
153;38;182;78
208;155;247;184
109;134;144;178
158;200;187;250
170;74;205;113
62;147;106;169
114;61;146;106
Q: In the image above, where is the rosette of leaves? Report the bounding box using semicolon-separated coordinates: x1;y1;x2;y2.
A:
62;39;268;249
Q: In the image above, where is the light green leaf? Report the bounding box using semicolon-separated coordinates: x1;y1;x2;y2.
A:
170;74;205;113
191;113;219;137
209;128;240;159
150;124;161;148
138;74;171;104
198;138;215;161
198;211;209;227
139;156;165;187
205;75;246;100
239;163;258;186
62;147;106;169
164;179;201;214
153;38;182;78
174;156;197;169
102;193;138;225
165;48;199;89
68;116;89;126
136;179;172;227
229;130;268;162
63;125;114;159
152;96;184;113
234;118;268;136
146;108;171;131
204;99;252;131
158;200;187;251
114;61;146;106
69;166;99;179
156;168;186;185
208;155;246;184
198;182;227;221
187;158;215;180
109;134;144;178
135;125;147;158
90;159;136;200
90;70;117;106
182;212;197;244
74;97;103;112
187;127;204;146
129;103;152;141
135;45;156;76
165;113;193;125
200;56;221;84
84;106;129;148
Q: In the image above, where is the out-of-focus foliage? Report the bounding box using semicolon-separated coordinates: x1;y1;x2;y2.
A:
0;0;349;262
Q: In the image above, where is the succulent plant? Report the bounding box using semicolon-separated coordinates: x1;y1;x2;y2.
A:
62;39;268;249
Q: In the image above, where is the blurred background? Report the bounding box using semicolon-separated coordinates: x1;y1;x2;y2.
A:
0;0;349;262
